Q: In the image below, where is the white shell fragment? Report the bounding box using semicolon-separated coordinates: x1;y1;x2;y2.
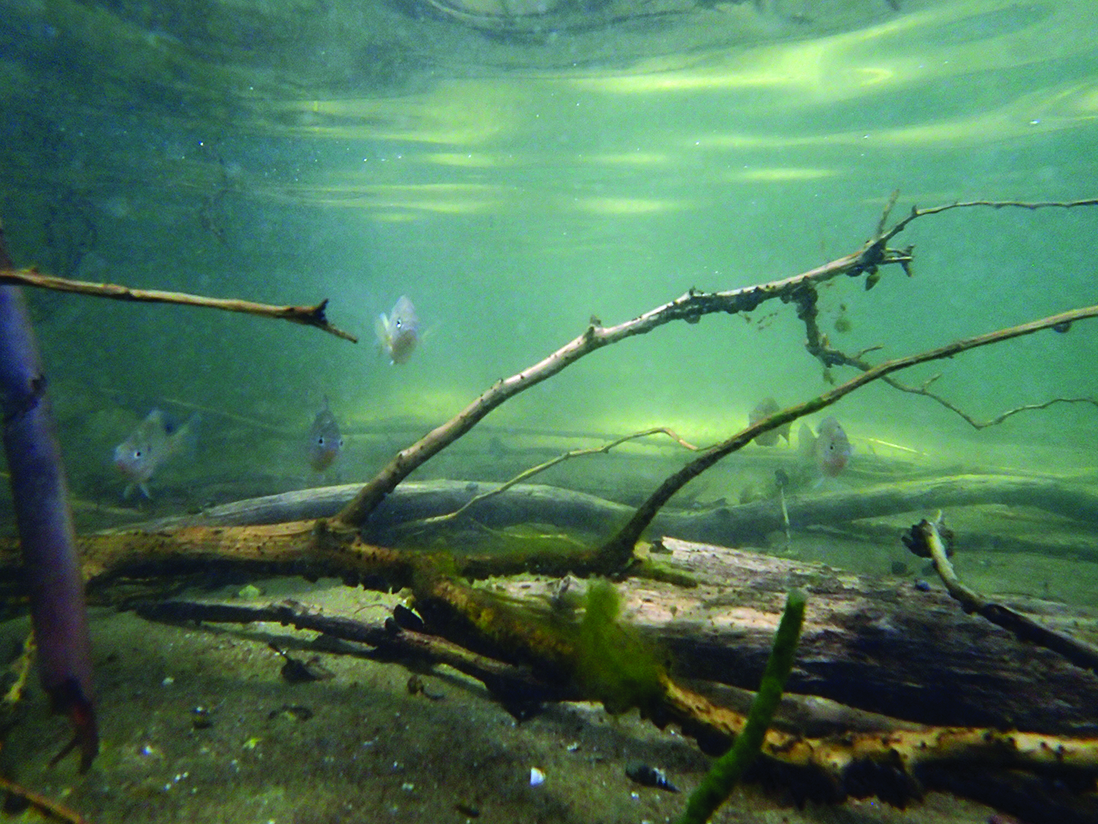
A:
529;767;546;787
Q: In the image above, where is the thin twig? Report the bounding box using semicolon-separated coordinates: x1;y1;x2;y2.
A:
0;775;91;824
1;633;34;708
884;198;1098;240
409;427;700;528
881;382;1098;429
0;267;357;343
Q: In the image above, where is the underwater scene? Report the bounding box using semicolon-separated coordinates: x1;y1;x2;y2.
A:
2;0;1098;821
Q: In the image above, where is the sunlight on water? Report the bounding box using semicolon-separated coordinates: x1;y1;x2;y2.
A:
0;0;1096;514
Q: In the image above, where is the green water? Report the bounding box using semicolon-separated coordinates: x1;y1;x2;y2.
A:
4;5;1098;822
1;0;1097;511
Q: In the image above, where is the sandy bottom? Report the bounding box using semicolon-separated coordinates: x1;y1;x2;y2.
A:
0;573;1002;824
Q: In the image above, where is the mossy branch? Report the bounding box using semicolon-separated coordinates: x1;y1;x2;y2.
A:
677;589;806;824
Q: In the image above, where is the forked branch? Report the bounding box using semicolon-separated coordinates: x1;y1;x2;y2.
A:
333;196;1098;529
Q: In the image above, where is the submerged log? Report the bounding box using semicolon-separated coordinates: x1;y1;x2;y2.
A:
2;482;1097;736
487;538;1098;736
124;473;1098;549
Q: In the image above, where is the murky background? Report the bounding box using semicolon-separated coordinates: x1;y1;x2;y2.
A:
3;4;1098;822
1;0;1097;537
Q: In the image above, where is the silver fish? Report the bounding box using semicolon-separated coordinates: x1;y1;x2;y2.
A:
749;397;792;446
375;295;419;365
797;416;853;477
113;409;197;498
306;396;343;471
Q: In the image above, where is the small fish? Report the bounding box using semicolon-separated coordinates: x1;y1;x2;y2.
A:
113;409;197;498
749;397;792;446
797;416;852;477
306;396;343;471
375;295;419;365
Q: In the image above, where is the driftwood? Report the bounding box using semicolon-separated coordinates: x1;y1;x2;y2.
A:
4;508;1097;737
103;473;1098;551
905;516;1098;674
127;537;1098;823
594;539;1098;734
0;267;357;342
3;491;1098;820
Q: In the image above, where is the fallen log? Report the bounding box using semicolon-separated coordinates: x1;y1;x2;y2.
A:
121;474;1098;553
3;506;1097;820
483;538;1098;736
5;503;1095;736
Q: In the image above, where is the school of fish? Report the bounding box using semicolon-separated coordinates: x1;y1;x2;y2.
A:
112;296;424;496
111;300;856;501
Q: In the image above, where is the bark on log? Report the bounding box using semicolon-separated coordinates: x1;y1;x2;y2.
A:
487;538;1098;736
3;482;1097;736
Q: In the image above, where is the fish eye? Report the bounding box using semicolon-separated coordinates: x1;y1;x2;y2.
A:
395;319;403;328
133;449;143;458
317;436;325;446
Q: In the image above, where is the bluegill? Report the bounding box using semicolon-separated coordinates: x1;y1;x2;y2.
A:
375;295;419;365
113;409;198;498
797;416;852;477
749;397;792;446
306;396;343;471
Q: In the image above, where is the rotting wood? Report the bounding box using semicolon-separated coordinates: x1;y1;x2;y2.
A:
3;517;1098;820
127;584;1098;824
4;521;1096;736
479;538;1098;735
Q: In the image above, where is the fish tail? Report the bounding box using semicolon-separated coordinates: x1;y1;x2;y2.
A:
374;315;390;351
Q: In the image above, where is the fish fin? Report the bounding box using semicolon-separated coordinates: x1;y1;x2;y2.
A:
374;315;390;356
139;483;152;499
796;423;815;463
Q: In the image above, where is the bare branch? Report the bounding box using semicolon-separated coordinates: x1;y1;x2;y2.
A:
403;427;700;530
0;267;358;343
332;195;1098;529
0;776;91;824
597;303;1098;565
882;379;1098;429
332;247;889;528
904;514;1098;674
882;197;1098;242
